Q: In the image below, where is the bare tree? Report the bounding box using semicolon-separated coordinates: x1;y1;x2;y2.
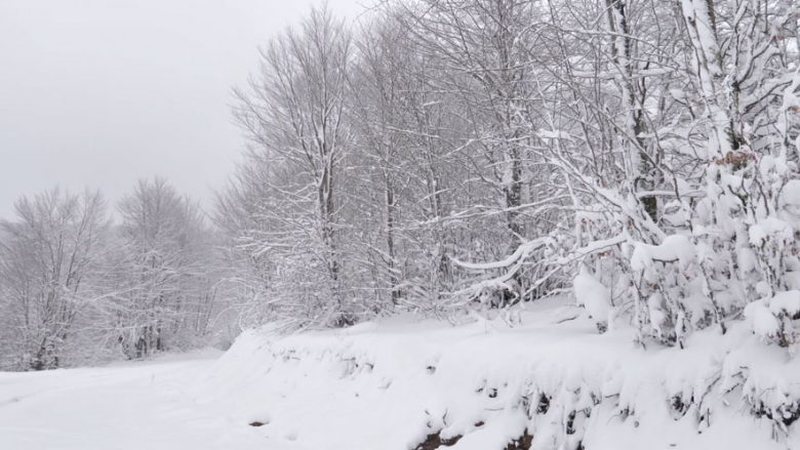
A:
113;177;213;358
232;5;354;326
0;188;108;370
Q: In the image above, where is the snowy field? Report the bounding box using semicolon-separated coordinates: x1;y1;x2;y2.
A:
2;298;798;450
0;350;295;450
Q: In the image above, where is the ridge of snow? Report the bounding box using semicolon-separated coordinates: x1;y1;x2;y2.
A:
199;301;800;450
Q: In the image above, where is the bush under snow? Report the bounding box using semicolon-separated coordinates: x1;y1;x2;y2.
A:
199;299;800;450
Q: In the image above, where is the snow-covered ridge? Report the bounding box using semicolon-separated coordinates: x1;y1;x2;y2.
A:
201;301;800;450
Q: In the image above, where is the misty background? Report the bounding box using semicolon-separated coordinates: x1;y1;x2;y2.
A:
0;0;363;218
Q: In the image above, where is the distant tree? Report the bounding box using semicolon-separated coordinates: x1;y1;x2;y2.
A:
113;177;215;358
0;188;108;370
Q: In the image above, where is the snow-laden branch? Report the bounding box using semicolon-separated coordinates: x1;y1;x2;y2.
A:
452;236;555;271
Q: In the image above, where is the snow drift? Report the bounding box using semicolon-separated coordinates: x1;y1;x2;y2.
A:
199;299;800;450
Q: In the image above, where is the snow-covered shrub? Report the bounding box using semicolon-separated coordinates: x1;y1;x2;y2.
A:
570;205;631;334
566;0;799;349
744;291;800;348
629;234;701;347
573;265;611;332
207;309;800;449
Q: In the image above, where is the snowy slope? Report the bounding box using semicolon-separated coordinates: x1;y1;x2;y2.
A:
202;298;800;450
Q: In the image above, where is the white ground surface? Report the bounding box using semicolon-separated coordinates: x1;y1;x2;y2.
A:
0;350;294;450
1;298;798;450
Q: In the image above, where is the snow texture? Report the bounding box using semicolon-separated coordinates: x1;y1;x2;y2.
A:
196;299;799;450
3;300;800;449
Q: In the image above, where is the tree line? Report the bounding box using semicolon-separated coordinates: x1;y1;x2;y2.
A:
222;0;800;346
3;0;799;369
0;179;227;370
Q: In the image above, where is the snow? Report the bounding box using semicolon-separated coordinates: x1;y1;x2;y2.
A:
573;265;612;327
737;246;758;274
537;129;573;141
771;291;800;316
630;234;696;272
781;179;800;219
3;302;800;449
0;350;291;450
745;291;800;343
202;302;799;450
749;217;794;247
203;302;800;449
744;300;782;339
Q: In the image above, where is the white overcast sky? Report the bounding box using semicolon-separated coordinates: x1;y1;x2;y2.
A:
0;0;365;218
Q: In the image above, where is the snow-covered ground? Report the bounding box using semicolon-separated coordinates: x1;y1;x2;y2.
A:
0;350;294;450
2;298;799;449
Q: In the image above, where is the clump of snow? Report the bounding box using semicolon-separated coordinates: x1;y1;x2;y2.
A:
744;291;800;347
737;246;758;274
771;291;800;316
573;265;612;331
780;179;800;220
537;129;573;141
749;217;794;247
630;234;696;273
744;300;782;339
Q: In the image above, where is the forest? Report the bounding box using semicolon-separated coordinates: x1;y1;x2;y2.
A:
1;0;799;374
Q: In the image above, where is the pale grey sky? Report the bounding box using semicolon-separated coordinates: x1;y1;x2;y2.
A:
0;0;365;218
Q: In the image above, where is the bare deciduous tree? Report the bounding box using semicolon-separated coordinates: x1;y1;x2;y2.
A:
232;5;354;326
0;189;108;370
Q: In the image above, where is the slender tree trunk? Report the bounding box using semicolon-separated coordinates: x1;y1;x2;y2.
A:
607;0;658;222
384;174;400;305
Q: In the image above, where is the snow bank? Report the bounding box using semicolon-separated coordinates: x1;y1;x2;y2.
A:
199;301;800;450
